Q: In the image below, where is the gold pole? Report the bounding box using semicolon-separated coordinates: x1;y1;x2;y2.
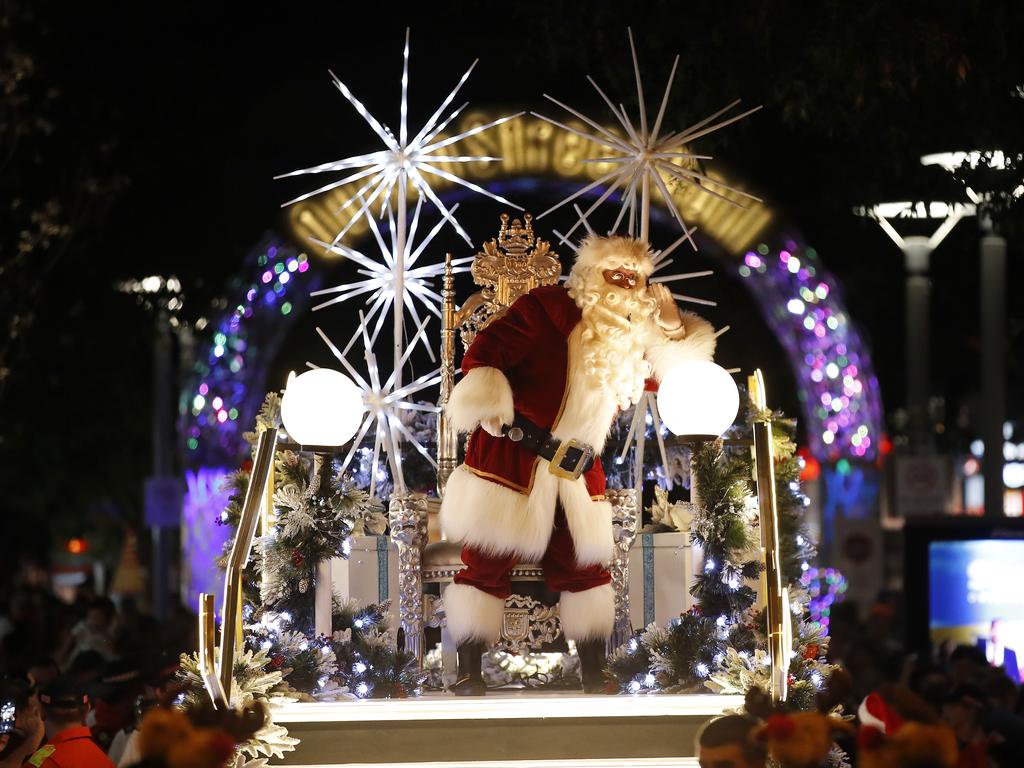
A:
259;425;275;603
749;370;790;703
217;428;278;700
437;253;458;496
197;593;228;708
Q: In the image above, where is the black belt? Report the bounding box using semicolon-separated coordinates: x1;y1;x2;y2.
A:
501;412;596;480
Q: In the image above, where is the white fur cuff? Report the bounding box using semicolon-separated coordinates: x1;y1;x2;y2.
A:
645;311;717;382
447;366;515;433
559;485;614;567
444;582;506;644
559;583;614;642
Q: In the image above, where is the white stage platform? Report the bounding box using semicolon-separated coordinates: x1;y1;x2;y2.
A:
272;692;743;766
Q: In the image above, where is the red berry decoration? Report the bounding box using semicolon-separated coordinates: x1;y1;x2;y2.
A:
270;654;284;669
291;549;304;567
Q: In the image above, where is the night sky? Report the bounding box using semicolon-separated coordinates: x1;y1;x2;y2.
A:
2;1;1022;557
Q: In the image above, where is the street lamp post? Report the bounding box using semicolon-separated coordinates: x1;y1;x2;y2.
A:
980;221;1007;519
853;202;974;452
281;368;366;637
921;151;1022;517
117;275;186;621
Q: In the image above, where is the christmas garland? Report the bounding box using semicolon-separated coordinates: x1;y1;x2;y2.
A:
259;448;385;628
329;600;424;699
603;406;851;766
199;391;422;738
178;647;300;767
688;438;763;622
215;393;386;633
606;610;723;693
176;600;424;765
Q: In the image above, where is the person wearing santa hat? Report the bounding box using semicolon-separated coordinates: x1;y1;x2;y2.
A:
441;235;717;694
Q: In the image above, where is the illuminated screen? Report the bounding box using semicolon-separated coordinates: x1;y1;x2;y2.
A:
930;539;1024;681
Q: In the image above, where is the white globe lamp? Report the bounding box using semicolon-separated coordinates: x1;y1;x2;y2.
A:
281;369;365;447
657;360;739;440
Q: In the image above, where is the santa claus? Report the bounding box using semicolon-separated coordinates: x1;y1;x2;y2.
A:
442;234;717;694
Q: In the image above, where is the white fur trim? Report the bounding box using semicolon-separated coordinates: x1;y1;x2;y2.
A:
560;483;613;566
443;582;505;644
645;311;717;381
572;236;655;278
440;465;557;561
559;583;615;642
447;366;514;433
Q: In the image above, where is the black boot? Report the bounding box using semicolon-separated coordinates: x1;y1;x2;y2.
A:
577;639;610;694
449;640;487;696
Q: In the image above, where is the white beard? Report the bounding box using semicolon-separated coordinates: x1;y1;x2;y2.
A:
567;272;657;410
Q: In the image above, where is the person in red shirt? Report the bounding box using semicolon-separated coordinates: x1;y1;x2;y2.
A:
28;678;114;768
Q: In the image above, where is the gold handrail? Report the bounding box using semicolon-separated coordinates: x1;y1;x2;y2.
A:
749;370;792;703
198;593;228;708
197;427;278;707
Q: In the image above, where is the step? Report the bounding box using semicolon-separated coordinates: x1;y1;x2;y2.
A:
271;692;742;765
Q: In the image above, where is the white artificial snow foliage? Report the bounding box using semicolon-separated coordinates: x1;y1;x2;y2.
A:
705;647;772;695
648;486;693;532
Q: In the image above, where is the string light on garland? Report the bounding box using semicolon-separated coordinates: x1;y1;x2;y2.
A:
606;610;723;694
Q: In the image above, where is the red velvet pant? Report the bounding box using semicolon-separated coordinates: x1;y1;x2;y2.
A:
453;506;611;598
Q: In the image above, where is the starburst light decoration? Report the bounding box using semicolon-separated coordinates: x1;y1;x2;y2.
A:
307;196;472;362
277;29;521;247
533;28;761;248
311;314;440;496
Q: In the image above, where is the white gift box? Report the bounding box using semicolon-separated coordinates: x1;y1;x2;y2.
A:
626;532;696;630
329;535;400;625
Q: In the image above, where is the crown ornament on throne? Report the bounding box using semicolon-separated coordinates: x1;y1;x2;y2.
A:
455;213;561;348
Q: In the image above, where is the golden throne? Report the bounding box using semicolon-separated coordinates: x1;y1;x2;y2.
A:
388;215;639;683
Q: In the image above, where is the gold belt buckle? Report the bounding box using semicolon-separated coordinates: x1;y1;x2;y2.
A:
548;438;593;480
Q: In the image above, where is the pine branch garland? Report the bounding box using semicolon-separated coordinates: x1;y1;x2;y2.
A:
330;600;425;698
205;392;420;702
606;611;721;693
688;439;762;622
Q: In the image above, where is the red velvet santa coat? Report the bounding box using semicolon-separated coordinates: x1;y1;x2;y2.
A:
441;283;715;567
